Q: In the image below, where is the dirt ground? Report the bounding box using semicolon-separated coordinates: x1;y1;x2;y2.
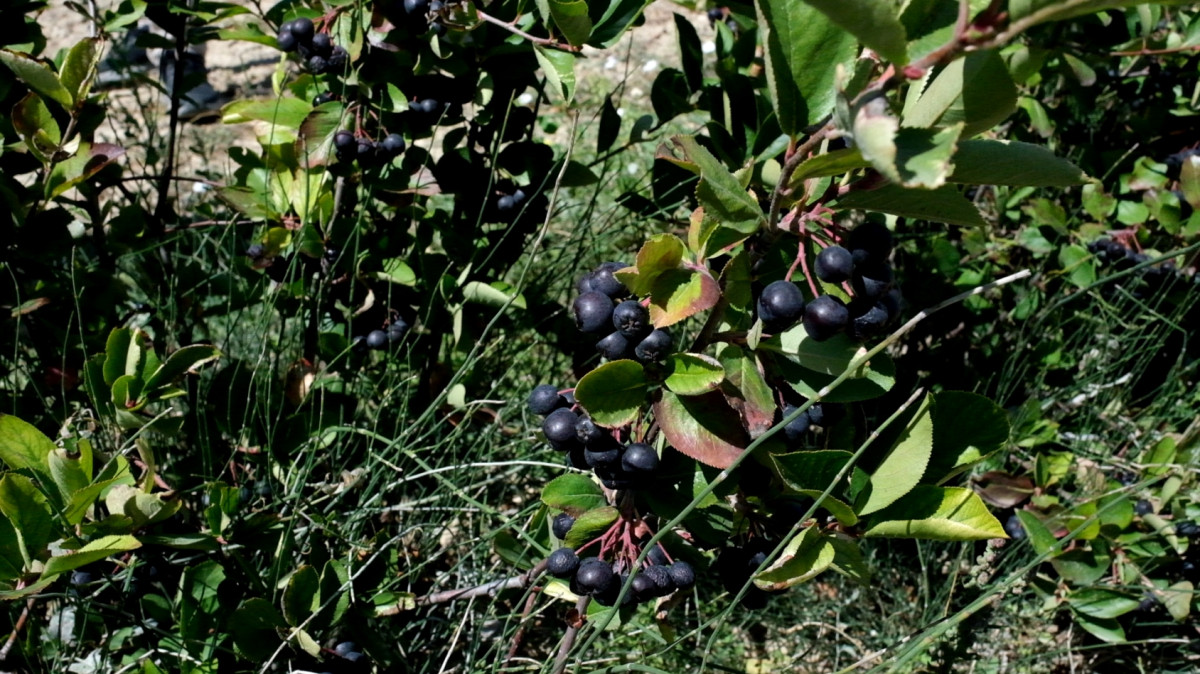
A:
36;0;710;194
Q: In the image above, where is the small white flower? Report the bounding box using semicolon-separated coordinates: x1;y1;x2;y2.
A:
701;41;716;54
642;59;659;73
516;92;534;106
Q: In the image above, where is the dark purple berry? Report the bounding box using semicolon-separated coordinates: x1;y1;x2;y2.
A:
847;221;892;266
382;133;406;157
591;262;628;298
528;384;564;416
803;295;849;341
365;330;388;350
612;300;650;337
621;443;658;474
757;280;805;328
334;130;355;151
596;331;630;360
543;408;580;445
575;416;607;446
584;443;622;470
851;264;893;300
574;558;616;595
311;32;332;56
781;404;810;441
277;29;297;52
573;291;615;334
634;329;672;362
289;18;315;45
547;548;579;578
552;512;575;539
641;564;674;596
815;245;854;283
668;561;695;589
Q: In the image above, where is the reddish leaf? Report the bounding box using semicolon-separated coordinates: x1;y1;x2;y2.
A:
648;267;720;328
653;390;748;469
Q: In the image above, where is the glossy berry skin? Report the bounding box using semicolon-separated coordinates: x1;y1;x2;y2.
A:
612;300;650;337
707;8;724;21
621;443;659;474
806;403;828;427
528;384;564;416
757;280;805;327
646;543;669;566
634;329;672;362
631;571;658;602
574;558;616;595
308;55;328;74
382;133;406;157
496;195;516;213
511;189;528;205
327;45;348;70
881;288;902;323
289;18;315;44
543;408;580;445
71;570;97;586
852;264;893;300
387;319;409;342
847;221;893;266
1135;499;1153;516
575;416;607;446
595;331;630;360
584;443;622;470
334;642;358;658
413;98;440;114
591;262;628;298
669;561;695;590
313;92;334;106
850;301;889;339
573;291;614;334
803;295;849;341
277;29;297;52
781;404;810;441
365;330;388;350
356;139;376;163
815;245;854;283
310;32;332;56
552;512;575;539
576;272;597;294
1005;514;1026;540
547;548;579;578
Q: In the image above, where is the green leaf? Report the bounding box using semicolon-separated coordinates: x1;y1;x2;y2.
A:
663;353;725;396
718;345;776;438
648;268;720;328
574;360;649;428
1163;581;1192;621
827;533;870;583
47;448;89;508
564;506;619;548
764;329;870;376
0;474;54;567
102;329;148;387
772;450;854;493
221;97;311;127
143;345;221;393
315;559;351;629
283;565;320;627
548;0;592;46
773;351;896;403
788;148;870;189
42;535;141;579
1180;154;1200;210
948;140;1088;186
925;391;1009;484
0;414;54;476
902;50;1016;138
0;517;24;581
1141;437;1177;478
12;93;60;159
855;108;962;189
587;0;652;48
674;13;703;92
800;0;908;65
0;49;73;108
45;142;127;199
864;485;1007;540
757;0;857;134
615;233;686;297
753;526;835;591
463;281;526;310
1072;612;1125;644
657;136;765;258
1058;244;1096;289
541;474;606;516
836;184;986;227
1066;588;1140;620
534;46;576;103
1052;545;1111;585
229;598;286;661
653;390;748;469
178;560;226;639
597;94;621;153
60;37;103;107
650;68;692;122
857;395;933;516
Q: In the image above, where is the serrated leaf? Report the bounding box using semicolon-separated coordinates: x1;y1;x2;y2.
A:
788;148;870;189
827;533;870;582
12;92;60;160
718;345;775;438
663;353;725;395
763;329;869;376
564;506;619;548
41;535;141;579
949;140;1088;186
856;105;962;189
541;474;606;516
283;565;320;627
60;37;103;107
45;142;126;199
925;391;1009;484
802;0;907;65
757;0;857;134
574;360;649;428
653;390;747;469
0;49;72;108
858;395;933;516
0;414;55;477
534;46;576;103
615;234;686;297
648;268;720;328
773;351;896;403
753;526;835;591
902;50;1015;138
548;0;592;46
221;97;311;127
836;184;986;227
864;485;1007;540
658;136;764;258
772;450;854;493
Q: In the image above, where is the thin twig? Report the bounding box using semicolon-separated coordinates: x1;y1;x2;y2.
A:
0;598;35;661
551;595;591;674
476;10;581;52
766;121;834;231
378;559;548;612
505;590;541;662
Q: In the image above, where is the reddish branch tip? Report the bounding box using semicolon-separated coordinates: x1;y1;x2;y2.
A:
902;65;927;80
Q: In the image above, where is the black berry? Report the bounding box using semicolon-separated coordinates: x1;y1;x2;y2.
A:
547;548;579;578
575;416;607;446
815;245;854;283
621;443;659;474
851;264;893;300
289;18;315;45
803;295;849;341
757;280;805;329
596;331;631;360
573;291;615;334
542;408;580;445
365;330;388;350
612;300;650;337
574;558;616;595
591;262;628;298
552;512;575;540
781;404;810;441
847;221;892;266
634;329;672;362
669;561;695;590
277;29;297;52
528;384;564;416
382;133;406;157
310;32;332;56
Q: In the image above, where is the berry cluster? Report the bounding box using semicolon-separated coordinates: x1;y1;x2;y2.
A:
760;222;902;342
543;524;695;607
1087;237;1182;297
778;401;842;441
332;640;367;664
333;129;407;169
715;540;783;609
276;18;348;75
573;262;672;362
353;319;410;352
529;385;660;489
